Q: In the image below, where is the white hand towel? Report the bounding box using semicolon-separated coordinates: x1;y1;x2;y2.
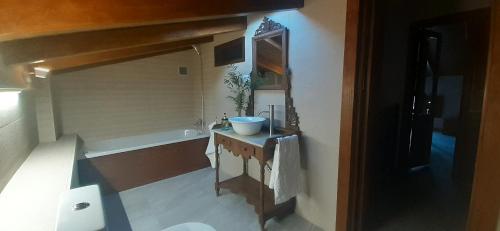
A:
205;122;217;168
269;135;301;204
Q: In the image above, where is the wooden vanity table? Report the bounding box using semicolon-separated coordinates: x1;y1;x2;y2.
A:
213;128;296;230
213;17;302;230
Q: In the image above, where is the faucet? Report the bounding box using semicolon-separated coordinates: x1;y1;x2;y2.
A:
258;105;275;136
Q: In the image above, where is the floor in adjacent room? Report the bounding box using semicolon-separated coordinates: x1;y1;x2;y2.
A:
370;132;471;231
103;167;321;231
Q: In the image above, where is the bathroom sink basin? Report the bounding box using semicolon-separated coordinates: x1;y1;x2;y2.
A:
229;117;266;136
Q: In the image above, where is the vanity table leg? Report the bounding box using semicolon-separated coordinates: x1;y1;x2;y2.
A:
215;142;220;197
243;159;248;175
259;161;265;231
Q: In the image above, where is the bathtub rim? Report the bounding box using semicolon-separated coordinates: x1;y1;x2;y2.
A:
81;131;210;159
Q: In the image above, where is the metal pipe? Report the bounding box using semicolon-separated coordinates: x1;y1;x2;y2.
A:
192;44;205;131
269;104;274;136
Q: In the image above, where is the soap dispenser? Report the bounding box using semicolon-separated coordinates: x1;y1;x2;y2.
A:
221;113;230;130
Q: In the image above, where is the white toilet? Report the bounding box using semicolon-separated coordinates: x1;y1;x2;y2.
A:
162;222;216;231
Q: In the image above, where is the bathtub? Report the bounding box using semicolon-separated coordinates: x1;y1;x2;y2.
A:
78;129;211;193
83;129;209;158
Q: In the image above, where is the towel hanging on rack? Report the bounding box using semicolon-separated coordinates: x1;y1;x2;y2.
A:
269;135;301;204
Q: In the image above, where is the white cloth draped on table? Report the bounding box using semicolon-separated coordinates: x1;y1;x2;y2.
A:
205;122;217;168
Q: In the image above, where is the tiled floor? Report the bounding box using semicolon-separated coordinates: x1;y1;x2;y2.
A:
103;168;321;231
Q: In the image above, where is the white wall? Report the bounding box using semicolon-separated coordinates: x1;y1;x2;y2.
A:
254;90;286;128
34;78;60;143
199;1;347;229
0;90;39;193
52;50;203;143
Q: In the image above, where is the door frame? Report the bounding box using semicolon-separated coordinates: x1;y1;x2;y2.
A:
407;8;492;185
336;0;376;230
466;2;500;230
336;1;499;231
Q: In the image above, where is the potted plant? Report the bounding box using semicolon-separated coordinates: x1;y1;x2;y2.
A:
224;65;252;116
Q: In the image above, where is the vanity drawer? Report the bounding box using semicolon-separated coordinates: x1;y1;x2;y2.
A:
235;141;255;158
216;135;233;149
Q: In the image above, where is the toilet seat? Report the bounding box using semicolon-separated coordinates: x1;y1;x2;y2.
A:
162;222;216;231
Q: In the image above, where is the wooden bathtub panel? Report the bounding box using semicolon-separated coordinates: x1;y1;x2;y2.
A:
79;137;210;193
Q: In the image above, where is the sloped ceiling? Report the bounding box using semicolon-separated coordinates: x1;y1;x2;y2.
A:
0;0;304;42
0;0;303;75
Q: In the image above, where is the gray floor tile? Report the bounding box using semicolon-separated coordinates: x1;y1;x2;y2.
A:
104;168;321;231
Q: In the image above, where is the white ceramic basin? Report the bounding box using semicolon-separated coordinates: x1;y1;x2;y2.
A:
229;117;266;136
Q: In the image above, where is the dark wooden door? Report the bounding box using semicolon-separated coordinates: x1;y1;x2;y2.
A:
407;30;442;168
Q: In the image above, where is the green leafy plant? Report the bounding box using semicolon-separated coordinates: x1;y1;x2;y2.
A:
224;65;252;116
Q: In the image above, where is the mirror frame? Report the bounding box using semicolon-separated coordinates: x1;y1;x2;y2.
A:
246;17;300;132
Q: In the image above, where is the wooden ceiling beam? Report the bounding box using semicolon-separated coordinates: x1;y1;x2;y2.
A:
0;0;303;42
0;17;246;65
33;36;213;74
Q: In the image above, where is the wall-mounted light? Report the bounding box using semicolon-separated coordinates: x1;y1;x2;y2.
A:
34;67;51;78
0;90;22;110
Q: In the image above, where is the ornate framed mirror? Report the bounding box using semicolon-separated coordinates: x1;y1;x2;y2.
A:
247;17;300;132
253;21;288;90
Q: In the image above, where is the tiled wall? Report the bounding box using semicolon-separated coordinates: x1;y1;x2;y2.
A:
52;50;203;143
0;91;39;191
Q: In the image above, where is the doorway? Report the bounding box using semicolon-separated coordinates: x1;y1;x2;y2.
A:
366;10;489;230
336;2;495;231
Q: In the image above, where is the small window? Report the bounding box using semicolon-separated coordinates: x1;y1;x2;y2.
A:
214;37;245;67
